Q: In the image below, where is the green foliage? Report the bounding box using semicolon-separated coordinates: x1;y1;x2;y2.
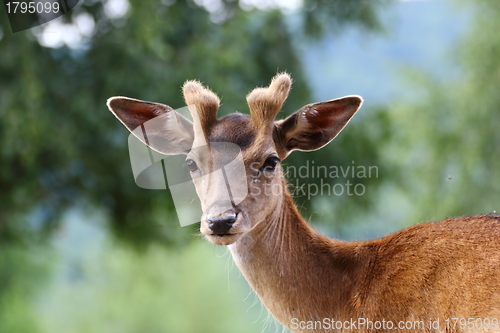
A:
381;0;500;222
0;241;51;332
301;0;385;38
38;229;275;333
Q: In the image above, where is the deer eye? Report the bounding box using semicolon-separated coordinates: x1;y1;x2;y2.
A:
185;159;198;173
261;156;280;172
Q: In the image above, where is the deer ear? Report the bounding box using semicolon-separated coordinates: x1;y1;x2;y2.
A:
107;97;194;155
275;96;363;158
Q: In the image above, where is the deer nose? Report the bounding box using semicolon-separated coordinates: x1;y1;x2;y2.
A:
207;212;237;234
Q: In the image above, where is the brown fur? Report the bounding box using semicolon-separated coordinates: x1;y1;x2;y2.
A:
228;175;500;333
246;72;291;133
208;113;256;150
182;80;220;137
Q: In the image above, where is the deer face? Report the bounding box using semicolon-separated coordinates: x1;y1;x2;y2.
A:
182;114;277;245
107;73;363;246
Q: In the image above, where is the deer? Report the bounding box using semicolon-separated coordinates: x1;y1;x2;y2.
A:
107;73;500;333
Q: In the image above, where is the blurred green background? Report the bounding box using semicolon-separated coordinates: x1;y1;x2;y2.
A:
0;0;499;332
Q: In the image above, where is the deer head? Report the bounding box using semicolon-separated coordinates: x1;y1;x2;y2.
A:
107;73;363;246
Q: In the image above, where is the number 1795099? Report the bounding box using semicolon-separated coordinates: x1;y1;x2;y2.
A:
6;1;59;14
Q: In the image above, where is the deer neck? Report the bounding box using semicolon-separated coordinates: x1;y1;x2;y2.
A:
228;185;364;328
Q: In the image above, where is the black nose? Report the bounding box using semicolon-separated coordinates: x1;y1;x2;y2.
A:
207;213;237;234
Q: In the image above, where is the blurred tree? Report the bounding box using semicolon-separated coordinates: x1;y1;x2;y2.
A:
382;0;500;223
301;0;384;37
0;0;387;248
